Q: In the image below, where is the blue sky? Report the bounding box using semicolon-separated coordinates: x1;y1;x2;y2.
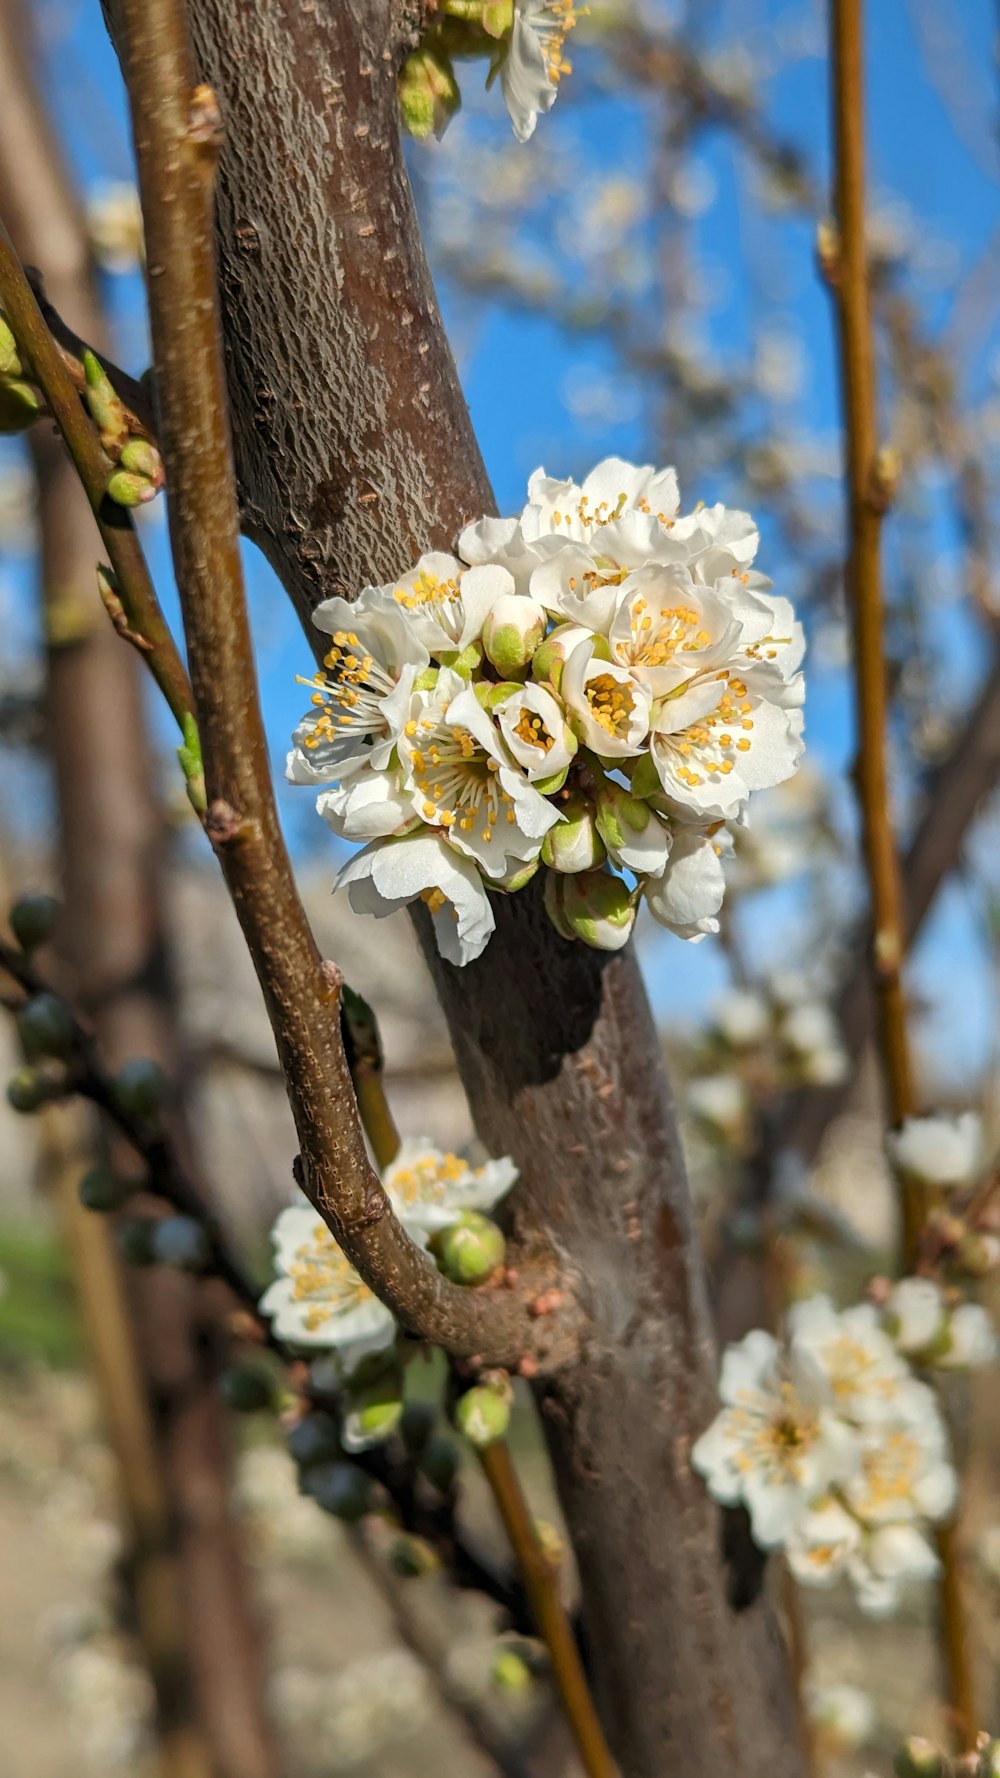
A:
6;0;1000;1085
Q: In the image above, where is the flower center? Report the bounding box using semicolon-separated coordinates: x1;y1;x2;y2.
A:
513;708;554;752
529;0;583;88
656;675;754;789
394;569;464;642
297;628;397;749
585;671;640;740
622;595;712;669
387;1150;469;1206
858;1432;922;1509
288;1222;373;1331
405;716;517;841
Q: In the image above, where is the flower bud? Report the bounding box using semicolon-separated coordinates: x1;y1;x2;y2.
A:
220;1362;276;1413
118;437;162;484
419;1432;461;1494
894;1737;950;1778
544;868;636;951
300;1459;372;1522
493;857;541;895
341;1370;405;1453
0;378;44;433
491;1648;534;1694
9;891;60;952
388;1533;440;1577
112;1056;168;1119
0;316;21;377
6;1065;55;1113
18;991;75;1059
454;1382;511;1448
107;468;160;507
540;792;605;873
399;45;461;141
288;1410;340;1469
531;623;596;692
152;1215;211;1272
78;1166;134;1213
594;777;671;876
955;1231;1000;1278
82;349;128;453
430;1212;506;1285
116;1216;159;1266
482;594;546;678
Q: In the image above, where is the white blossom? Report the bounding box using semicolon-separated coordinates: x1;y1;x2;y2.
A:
496;681;577;781
711;988;771;1047
842;1391;956;1527
85;181;144;274
887;1113;983;1189
686;1072;748;1138
784;1496;862;1588
383;1136;518;1232
392;555;512;656
849;1522;940;1618
259;1204;399;1361
644;825;727;940
337;832;496;966
787;1296;914;1425
287;587;428;786
691;1328;859;1548
500;0;579;143
937;1302;998;1370
804;1682;877;1752
560;635;652;757
883;1277;947;1356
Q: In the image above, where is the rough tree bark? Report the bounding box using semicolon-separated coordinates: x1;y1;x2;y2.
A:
167;3;805;1771
0;14;279;1777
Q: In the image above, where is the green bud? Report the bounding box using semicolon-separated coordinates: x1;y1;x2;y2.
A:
491;1647;534;1694
531;623;586;692
300;1459;372;1522
176;712;206;815
399;1402;436;1456
152;1215;211;1271
894;1739;950;1778
118;437;162;483
955;1231;1000;1278
493;857;541;895
107;468;159;507
628;751;662;801
388;1533;440;1577
0;317;22;377
532;765;570;796
544;868;636;951
78;1166;134;1213
9;891;60;952
112;1057;168;1120
482;595;546;678
288;1410;340;1469
413;666;440;693
399;44;461;141
430;1212;506;1285
454;1383;511;1449
419;1432;461;1494
475;679;524;712
540;792;606;874
979;1741;1000;1778
219;1362;276;1413
18;992;75;1059
82;349;128;453
0;379;44;433
6;1065;56;1114
341;1370;405;1452
116;1216;159;1266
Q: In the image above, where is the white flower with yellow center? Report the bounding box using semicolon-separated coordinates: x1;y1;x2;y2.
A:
287;587;428;786
784;1496;862;1588
882;1277;947;1356
337;831;496;966
560;637;652;758
649;670;804;821
847;1522;940;1618
887;1112;982;1190
787;1297;913;1425
259;1204;398;1364
842;1393;956;1527
398;668;559;876
499;1;580;141
691;1328;860;1548
383;1137;518;1233
937;1302;998;1370
522;456;681;547
644;824;727;940
392;554;510;657
495;682;577;781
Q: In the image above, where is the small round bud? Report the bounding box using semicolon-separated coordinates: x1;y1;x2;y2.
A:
118;437;161;482
220;1362;276;1413
107;468;159;507
341;1371;405;1453
540;793;606;875
399;1402;436;1456
300;1459;372;1522
419;1433;461;1494
482;595;546;678
894;1738;950;1778
429;1213;506;1285
116;1216;159;1266
112;1057;168;1120
288;1410;340;1470
0;378;44;433
78;1166;134;1213
18;992;75;1059
8;891;60;952
491;1648;534;1695
6;1065;54;1114
544;869;636;952
455;1383;511;1449
0;317;22;377
956;1231;1000;1278
152;1215;211;1272
493;858;541;895
398;46;461;141
388;1534;440;1578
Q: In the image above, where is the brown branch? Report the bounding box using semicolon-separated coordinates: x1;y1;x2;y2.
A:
0;225;194;733
828;0;975;1743
109;0;561;1375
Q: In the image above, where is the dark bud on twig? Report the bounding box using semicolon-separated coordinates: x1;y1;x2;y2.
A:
8;891;60;952
78;1166;135;1213
17;992;75;1060
388;1533;440;1578
288;1410;340;1469
112;1057;168;1120
6;1065;59;1114
300;1460;372;1522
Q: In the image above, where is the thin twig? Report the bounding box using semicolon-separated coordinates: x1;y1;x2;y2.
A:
477;1443;616;1778
111;0;562;1374
828;0;975;1744
0;221;194;733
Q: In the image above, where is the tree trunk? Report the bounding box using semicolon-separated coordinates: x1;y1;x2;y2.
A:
173;2;804;1771
0;15;280;1776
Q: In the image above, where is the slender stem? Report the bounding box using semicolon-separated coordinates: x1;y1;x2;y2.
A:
477;1443;616;1778
109;0;555;1373
828;0;975;1745
0;223;194;734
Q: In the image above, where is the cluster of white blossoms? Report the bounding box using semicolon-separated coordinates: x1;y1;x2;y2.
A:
289;458;805;966
693;1291;995;1616
260;1139;517;1404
